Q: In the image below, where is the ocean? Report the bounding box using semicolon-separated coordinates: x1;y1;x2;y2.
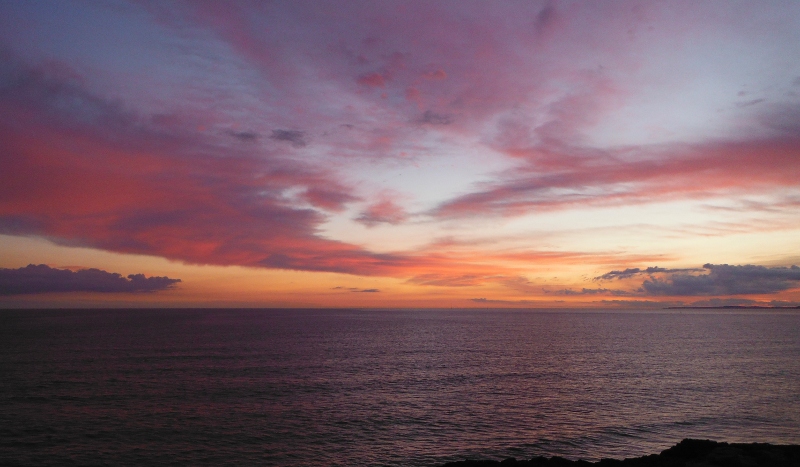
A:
1;308;798;466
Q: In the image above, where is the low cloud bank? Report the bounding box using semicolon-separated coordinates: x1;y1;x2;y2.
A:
642;264;800;296
0;264;181;295
596;263;800;296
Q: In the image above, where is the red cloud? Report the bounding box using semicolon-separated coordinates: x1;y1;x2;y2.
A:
0;54;577;283
0;56;386;275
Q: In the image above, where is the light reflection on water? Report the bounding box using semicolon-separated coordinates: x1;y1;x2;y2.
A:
1;308;798;466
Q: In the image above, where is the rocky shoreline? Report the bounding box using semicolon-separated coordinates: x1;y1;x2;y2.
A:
438;439;800;467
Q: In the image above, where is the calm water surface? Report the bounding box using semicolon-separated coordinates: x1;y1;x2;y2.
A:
1;308;798;466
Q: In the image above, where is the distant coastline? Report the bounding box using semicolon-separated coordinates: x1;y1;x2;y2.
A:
664;305;800;310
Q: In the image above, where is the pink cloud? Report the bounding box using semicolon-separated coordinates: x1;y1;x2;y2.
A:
433;130;800;218
355;199;408;227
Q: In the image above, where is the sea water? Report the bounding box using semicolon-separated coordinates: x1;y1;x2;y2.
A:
1;308;798;466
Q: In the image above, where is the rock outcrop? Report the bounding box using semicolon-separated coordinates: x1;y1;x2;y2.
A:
438;439;800;467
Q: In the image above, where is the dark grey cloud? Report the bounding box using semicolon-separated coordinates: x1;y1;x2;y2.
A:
0;264;181;295
420;110;453;125
641;264;800;296
332;286;380;292
595;266;702;281
227;130;258;142
270;129;306;147
0;215;47;235
760;103;800;135
534;2;556;33
0;50;135;133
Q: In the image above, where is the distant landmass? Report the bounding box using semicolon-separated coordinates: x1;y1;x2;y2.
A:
438;439;800;466
665;305;800;309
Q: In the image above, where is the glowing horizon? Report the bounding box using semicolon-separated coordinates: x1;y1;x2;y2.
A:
1;1;800;308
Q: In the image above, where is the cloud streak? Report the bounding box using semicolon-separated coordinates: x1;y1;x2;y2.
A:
595;267;703;281
432;133;800;219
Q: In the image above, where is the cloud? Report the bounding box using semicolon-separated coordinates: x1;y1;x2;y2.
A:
591;264;800;297
470;298;541;306
332;286;380;293
357;72;386;87
595;266;702;281
553;287;632;296
0;54;410;277
422;69;447;80
432;132;800;219
640;264;800;296
419;110;453;125
227;130;259;142
0;264;180;295
4;1;800;294
270;129;306;147
355;199;408;226
408;274;487;287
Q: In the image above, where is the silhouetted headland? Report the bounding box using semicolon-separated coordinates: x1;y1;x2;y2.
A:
664;305;800;309
438;439;800;467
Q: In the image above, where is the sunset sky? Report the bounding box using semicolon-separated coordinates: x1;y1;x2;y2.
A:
1;0;800;308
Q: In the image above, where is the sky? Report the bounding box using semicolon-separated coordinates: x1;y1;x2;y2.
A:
1;0;800;308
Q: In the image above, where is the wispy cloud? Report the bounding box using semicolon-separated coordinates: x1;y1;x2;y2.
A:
270;129;306;148
432;132;800;219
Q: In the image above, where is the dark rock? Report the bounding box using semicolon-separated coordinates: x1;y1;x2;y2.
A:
436;439;800;467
